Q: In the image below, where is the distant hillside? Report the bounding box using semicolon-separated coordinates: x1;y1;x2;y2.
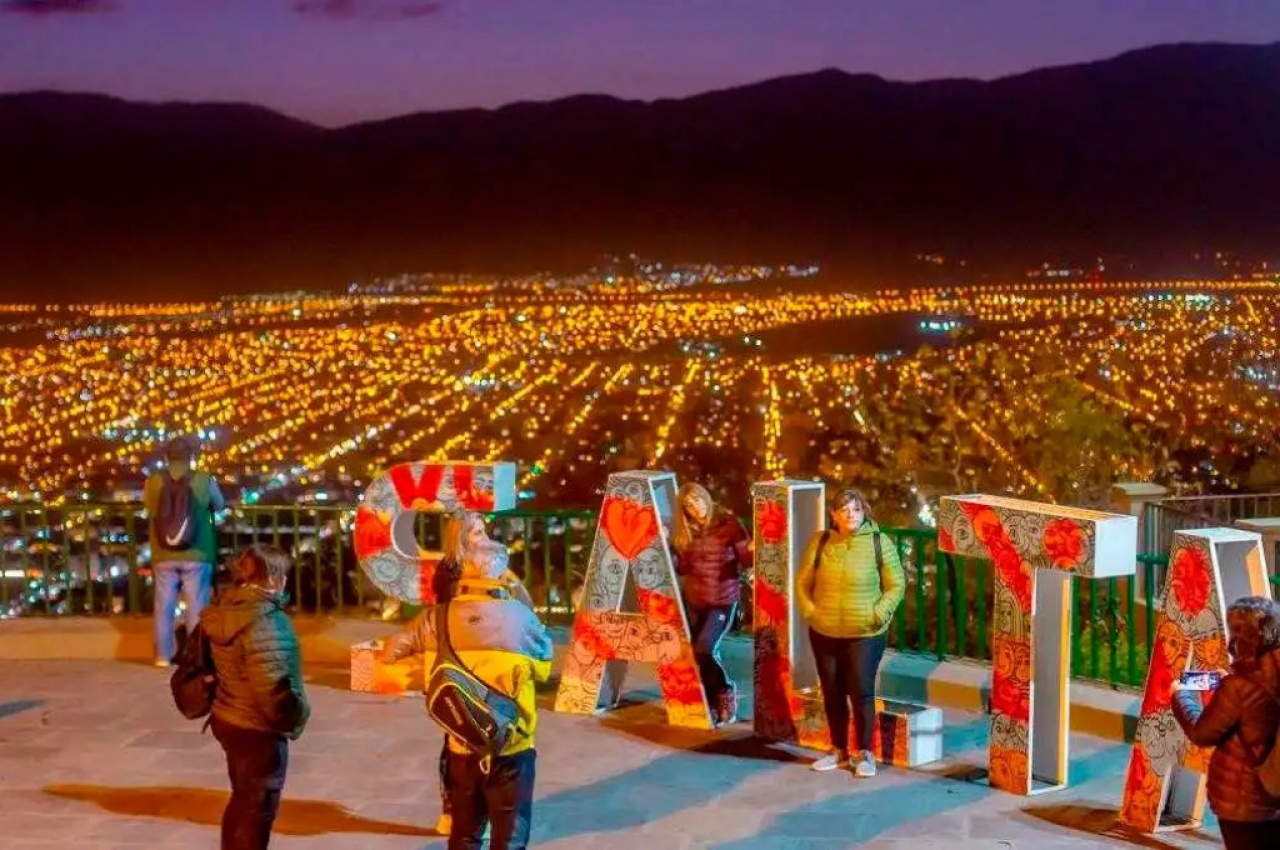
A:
1;42;1278;300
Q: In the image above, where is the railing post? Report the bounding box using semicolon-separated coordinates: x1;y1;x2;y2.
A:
126;509;140;614
1111;482;1168;605
1110;482;1168;553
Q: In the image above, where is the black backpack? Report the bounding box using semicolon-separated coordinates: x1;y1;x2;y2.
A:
425;602;525;773
171;622;216;721
157;472;198;551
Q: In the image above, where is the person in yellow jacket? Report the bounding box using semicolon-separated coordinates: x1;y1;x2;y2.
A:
382;538;552;849
423;511;537;838
797;487;905;777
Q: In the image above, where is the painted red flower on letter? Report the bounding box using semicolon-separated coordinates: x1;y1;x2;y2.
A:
1169;545;1212;616
755;500;787;546
993;546;1033;613
353;506;391;559
636;587;680;627
657;659;705;707
1042;519;1085;570
754;580;788;628
1140;640;1177;715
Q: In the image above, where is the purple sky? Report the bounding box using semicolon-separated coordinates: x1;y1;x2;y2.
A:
1;0;1277;127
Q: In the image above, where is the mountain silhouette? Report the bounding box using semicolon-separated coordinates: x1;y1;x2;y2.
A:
1;42;1278;300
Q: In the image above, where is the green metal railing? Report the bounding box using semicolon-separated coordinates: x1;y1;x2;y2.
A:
3;503;1278;692
0;503;595;628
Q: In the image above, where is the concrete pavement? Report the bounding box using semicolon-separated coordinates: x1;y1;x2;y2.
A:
0;658;1224;849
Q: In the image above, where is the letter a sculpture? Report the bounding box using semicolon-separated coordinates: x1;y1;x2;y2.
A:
555;471;715;729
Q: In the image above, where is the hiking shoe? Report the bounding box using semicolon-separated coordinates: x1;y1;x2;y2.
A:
853;750;877;778
812;751;848;772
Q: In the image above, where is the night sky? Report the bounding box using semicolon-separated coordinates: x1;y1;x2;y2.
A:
1;0;1277;127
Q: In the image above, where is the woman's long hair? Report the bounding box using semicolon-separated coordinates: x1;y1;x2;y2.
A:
442;511;486;564
671;482;720;554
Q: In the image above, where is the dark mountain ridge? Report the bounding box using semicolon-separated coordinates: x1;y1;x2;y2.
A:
1;42;1278;300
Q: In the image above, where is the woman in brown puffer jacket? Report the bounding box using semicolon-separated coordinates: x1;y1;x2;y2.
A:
1172;596;1280;850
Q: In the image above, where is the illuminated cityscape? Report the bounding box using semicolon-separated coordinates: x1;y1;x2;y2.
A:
3;264;1279;524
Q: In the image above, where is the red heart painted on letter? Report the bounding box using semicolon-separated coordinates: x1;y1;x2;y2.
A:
601;496;659;561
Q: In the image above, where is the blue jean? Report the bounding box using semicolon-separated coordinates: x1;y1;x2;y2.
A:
154;560;211;662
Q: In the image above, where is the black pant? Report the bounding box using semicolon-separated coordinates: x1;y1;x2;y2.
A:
809;630;887;754
687;603;736;701
1219;819;1280;850
439;739;451;815
446;748;536;850
212;717;289;850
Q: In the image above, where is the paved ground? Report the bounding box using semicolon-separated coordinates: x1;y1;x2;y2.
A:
0;658;1226;849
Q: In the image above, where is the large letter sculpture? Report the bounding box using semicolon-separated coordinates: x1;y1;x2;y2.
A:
752;479;826;742
1120;528;1270;833
938;495;1137;794
554;471;714;729
354;461;518;604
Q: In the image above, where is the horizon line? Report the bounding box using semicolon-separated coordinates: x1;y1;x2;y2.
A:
1;38;1276;129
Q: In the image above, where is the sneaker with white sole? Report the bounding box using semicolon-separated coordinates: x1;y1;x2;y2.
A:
853;750;877;777
812;751;848;772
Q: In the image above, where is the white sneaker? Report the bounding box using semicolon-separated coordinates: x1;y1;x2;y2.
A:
853;750;877;778
812;751;848;772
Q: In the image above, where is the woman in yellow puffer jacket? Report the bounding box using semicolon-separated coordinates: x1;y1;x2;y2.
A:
797;488;905;777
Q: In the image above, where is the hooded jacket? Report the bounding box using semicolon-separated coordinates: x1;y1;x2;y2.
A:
1173;648;1280;823
201;584;310;740
796;521;905;639
383;542;553;757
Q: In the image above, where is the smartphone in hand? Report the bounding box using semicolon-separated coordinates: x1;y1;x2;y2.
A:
1179;671;1222;691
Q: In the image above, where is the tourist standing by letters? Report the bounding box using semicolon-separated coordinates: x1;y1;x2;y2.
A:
430;511;535;838
202;546;310;850
671;482;753;725
797;487;905;776
145;434;225;666
1172;597;1280;849
383;537;552;850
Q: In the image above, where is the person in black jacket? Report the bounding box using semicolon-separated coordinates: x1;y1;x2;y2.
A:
202;545;310;850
